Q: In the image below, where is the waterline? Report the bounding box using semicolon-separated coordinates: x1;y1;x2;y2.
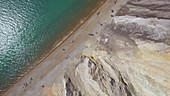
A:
0;0;106;92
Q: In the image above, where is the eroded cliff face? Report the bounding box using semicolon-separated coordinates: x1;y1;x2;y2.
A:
116;0;170;19
41;0;170;96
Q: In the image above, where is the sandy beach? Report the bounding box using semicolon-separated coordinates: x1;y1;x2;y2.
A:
2;0;126;95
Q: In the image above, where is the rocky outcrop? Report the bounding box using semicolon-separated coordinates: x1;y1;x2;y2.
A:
116;0;170;19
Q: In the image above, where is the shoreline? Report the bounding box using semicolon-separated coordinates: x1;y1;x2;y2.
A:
2;0;119;95
0;0;106;94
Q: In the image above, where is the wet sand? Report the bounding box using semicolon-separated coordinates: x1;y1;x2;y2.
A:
2;0;127;95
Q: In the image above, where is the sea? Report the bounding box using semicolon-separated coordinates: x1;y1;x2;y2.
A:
0;0;104;91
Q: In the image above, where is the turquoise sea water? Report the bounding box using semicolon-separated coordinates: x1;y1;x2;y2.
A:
0;0;104;91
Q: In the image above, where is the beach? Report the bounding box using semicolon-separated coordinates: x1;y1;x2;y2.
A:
2;0;122;95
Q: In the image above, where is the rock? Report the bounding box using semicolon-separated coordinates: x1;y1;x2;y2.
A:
116;0;170;19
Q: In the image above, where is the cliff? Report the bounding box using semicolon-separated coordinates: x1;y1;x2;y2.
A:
51;19;170;96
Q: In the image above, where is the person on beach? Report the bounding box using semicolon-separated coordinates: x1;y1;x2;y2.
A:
98;21;103;26
42;85;45;88
88;33;94;36
62;48;66;51
25;82;28;87
111;9;114;13
97;12;100;15
70;40;74;43
66;55;70;59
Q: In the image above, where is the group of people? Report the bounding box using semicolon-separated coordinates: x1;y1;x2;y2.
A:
23;78;33;91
